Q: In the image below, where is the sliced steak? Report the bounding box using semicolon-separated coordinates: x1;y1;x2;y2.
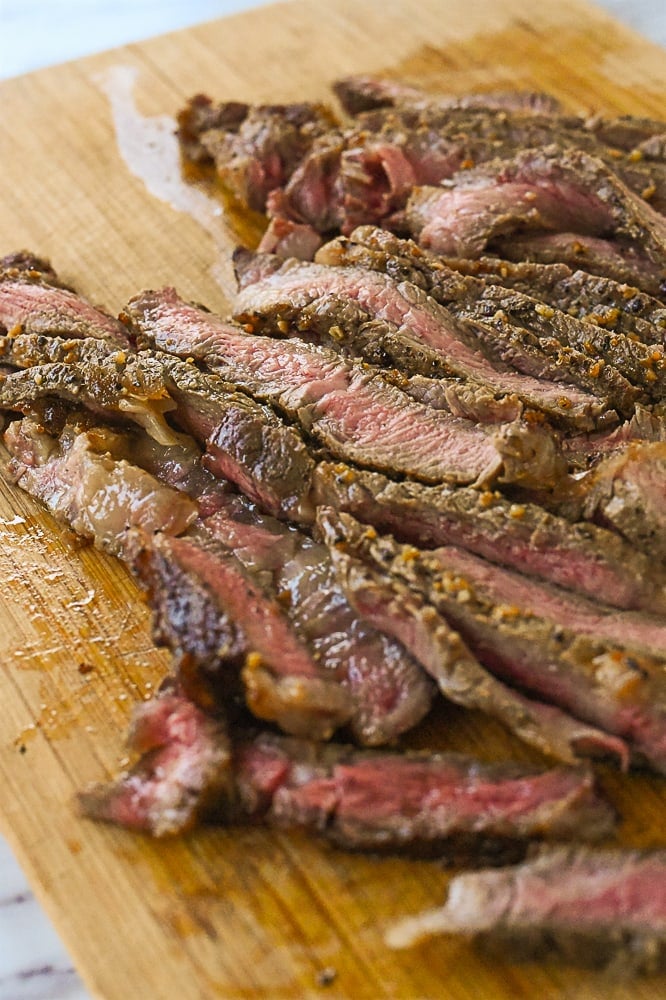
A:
127;287;563;489
0;264;130;347
313;462;666;615
233;251;617;427
316;507;628;767
194;492;434;745
406;147;666;273
176;95;337;211
456;286;661;402
576;441;666;562
79;686;233;837
350;104;666;212
318;511;666;773
129;524;352;740
331;226;666;346
387;846;666;976
496;231;666;298
0;250;64;286
81;687;615;853
0;341;317;524
317;227;660;401
333;76;562;116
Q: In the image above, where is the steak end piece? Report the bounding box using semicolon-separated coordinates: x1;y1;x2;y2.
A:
78;685;233;837
387;846;666;977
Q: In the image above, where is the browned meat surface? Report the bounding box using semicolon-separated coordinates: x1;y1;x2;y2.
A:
575;441;666;561
318;509;666;774
0;259;131;347
127;287;564;489
323;226;666;347
313;462;666;615
233;251;615;429
176;95;337;211
333;76;563;116
0;341;317;524
316;507;629;767
388;846;666;976
405;148;666;283
496;231;666;298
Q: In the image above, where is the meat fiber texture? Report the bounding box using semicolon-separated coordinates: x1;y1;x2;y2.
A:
3;85;666;970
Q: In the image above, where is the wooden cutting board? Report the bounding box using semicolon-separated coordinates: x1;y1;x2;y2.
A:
0;1;665;997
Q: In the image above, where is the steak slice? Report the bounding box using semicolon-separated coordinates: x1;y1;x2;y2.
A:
127;287;563;489
316;507;628;767
129;525;352;740
176;95;338;211
387;846;666;976
0;260;131;348
496;231;666;299
313;462;666;615
0;250;64;287
317;227;659;402
318;511;666;773
576;441;666;562
406;147;666;273
81;687;615;853
0;340;317;524
333;76;562;116
456;286;661;402
79;686;233;837
330;226;666;346
192;492;434;745
233;251;616;428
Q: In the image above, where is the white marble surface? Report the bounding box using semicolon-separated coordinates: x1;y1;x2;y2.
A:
0;1;663;998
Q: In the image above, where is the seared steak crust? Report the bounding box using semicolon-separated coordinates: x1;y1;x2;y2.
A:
313;462;666;615
318;510;666;773
316;507;629;767
127;287;564;489
233;251;614;429
0;339;316;524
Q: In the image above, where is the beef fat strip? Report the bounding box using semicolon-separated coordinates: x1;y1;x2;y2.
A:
387;846;666;976
81;686;615;854
232;251;618;429
313;463;666;616
4;417;198;556
318;509;666;773
316;507;629;767
0;343;316;524
125;287;563;489
0;253;131;348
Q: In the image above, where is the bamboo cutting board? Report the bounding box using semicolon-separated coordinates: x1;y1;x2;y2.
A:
1;1;665;997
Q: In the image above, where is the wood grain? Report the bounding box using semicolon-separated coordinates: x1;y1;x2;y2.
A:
0;0;665;996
